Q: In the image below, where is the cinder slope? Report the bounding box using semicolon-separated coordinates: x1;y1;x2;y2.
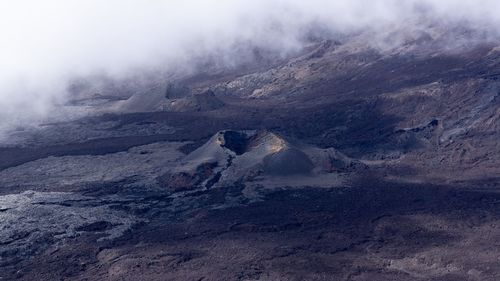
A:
159;130;365;191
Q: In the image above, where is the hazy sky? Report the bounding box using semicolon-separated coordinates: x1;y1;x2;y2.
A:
1;0;500;139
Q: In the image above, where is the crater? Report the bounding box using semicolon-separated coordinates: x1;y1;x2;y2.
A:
220;131;252;155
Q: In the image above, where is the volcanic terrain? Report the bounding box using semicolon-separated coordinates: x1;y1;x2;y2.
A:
0;31;499;280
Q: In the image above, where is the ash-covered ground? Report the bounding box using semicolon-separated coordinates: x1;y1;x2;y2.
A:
0;33;499;280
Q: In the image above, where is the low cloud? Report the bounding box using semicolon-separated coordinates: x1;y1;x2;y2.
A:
1;0;500;140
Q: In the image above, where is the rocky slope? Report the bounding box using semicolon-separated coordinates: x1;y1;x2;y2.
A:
0;31;499;280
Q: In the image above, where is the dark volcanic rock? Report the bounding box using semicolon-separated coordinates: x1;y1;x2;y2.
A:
166;89;225;112
220;130;251;155
158;162;219;191
1;31;500;281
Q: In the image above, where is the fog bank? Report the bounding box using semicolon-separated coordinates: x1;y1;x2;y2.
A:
1;0;500;140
